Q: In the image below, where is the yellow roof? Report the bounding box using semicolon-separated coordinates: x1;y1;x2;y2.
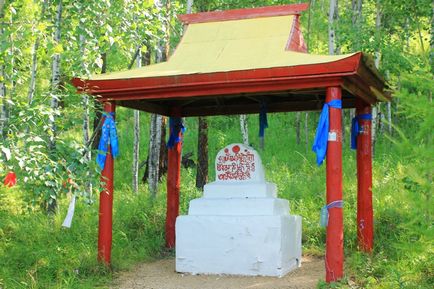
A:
91;15;355;81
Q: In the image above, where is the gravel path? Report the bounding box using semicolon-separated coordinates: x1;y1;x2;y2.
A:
111;256;324;289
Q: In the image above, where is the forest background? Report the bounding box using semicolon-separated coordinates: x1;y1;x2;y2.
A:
0;0;432;288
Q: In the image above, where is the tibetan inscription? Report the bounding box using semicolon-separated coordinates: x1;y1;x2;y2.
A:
216;144;256;181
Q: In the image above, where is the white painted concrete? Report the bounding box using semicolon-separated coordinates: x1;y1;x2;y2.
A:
176;144;302;277
176;215;302;276
214;143;264;183
188;197;290;216
203;182;277;198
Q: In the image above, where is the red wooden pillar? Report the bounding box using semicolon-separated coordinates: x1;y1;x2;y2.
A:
325;87;344;282
166;108;182;248
356;99;373;252
98;102;115;264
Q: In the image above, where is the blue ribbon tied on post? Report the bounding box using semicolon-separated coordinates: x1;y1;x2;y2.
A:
312;99;342;166
350;114;372;150
320;200;344;227
167;117;185;149
96;112;119;170
259;103;268;137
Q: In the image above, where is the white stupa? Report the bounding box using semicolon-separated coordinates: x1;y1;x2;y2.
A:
176;143;302;276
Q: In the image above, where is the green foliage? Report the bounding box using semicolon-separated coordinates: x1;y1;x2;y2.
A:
0;185;168;289
0;0;432;288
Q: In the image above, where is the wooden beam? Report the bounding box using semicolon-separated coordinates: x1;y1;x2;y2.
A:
343;77;377;105
325;87;344;282
96;76;346;103
98;102;116;265
179;98;356;117
356;99;374;252
166;108;182;248
178;3;309;24
117;100;169;116
72;53;360;96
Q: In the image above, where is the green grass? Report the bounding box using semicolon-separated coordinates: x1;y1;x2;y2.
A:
0;111;432;288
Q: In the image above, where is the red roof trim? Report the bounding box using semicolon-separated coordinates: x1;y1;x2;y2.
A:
72;53;361;95
98;76;347;102
178;3;309;24
286;15;307;52
73;53;361;100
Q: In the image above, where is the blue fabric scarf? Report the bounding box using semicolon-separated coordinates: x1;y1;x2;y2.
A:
97;112;119;170
350;114;372;150
259;103;268;137
312;99;342;166
167;117;185;149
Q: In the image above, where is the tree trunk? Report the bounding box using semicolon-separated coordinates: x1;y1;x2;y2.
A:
132;49;142;193
45;0;63;214
372;0;382;154
295;112;301;145
147;49;166;196
0;61;6;141
186;0;193;13
430;3;434;74
0;0;7;140
79;30;92;194
328;0;339;55
384;70;392;135
328;0;344;142
148;113;162;197
28;0;48;105
146;0;172;196
48;0;63;153
92;52;106;150
305;1;313;153
196;116;208;190
158;116;167;180
304;112;309;154
349;0;361;144
349;109;355;144
351;0;362;26
240;114;249;145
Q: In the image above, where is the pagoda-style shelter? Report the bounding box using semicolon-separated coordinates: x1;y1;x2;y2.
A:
72;3;389;283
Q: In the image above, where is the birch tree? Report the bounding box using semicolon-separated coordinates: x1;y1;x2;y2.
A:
196;116;208;189
431;3;434;75
0;0;7;139
147;0;168;197
295;112;301;145
349;0;363;141
78;25;91;194
187;0;209;189
132;49;141;193
328;0;339;55
372;0;382;152
148;113;163;196
305;112;309;154
328;0;344;141
28;0;48;105
49;0;63;152
240;114;249;145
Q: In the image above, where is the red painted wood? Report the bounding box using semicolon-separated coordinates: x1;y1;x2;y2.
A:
325;87;344;282
166;108;182;248
356;99;373;252
99;77;346;104
286;15;307;52
71;53;361;96
98;102;115;265
178;3;309;24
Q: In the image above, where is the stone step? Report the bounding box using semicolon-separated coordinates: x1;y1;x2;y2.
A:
203;182;277;198
176;215;302;277
188;197;290;216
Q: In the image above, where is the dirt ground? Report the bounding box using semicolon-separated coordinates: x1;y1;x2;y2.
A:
111;256;324;289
